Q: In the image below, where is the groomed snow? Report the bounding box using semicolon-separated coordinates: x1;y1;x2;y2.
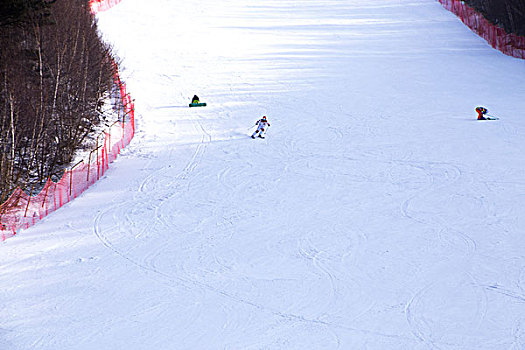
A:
2;0;525;349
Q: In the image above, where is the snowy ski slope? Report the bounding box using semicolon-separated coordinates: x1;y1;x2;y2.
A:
1;0;525;349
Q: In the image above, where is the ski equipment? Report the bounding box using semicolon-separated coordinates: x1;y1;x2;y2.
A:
189;95;206;107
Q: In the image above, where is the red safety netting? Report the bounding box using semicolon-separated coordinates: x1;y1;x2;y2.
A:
0;1;132;240
438;0;525;59
90;0;123;13
0;66;135;240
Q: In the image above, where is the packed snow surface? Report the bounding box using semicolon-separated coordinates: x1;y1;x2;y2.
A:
2;0;525;349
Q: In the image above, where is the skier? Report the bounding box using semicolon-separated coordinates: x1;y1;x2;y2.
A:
192;95;200;104
476;106;488;120
251;116;270;139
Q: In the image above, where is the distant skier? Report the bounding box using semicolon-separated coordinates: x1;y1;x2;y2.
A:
476;106;488;120
475;106;500;120
251;116;270;139
192;95;200;104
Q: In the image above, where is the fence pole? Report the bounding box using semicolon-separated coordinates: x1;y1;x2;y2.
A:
70;160;84;198
24;184;35;218
63;169;69;204
104;135;109;170
96;136;102;180
0;191;6;230
88;146;102;184
108;126;112;152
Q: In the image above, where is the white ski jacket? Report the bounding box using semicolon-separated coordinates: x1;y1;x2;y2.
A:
256;119;270;131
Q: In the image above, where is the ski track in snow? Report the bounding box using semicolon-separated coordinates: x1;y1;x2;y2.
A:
91;114;418;346
93;202;417;345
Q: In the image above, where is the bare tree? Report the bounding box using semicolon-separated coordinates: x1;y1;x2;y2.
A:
0;0;116;203
464;0;525;36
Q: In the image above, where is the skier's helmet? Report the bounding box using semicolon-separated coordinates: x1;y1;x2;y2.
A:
262;116;267;121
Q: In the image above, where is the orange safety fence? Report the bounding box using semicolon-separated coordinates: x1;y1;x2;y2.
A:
438;0;525;59
0;1;133;240
0;71;134;240
90;0;123;13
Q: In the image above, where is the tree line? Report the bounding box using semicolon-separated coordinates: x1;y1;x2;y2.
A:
463;0;525;36
0;0;117;203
